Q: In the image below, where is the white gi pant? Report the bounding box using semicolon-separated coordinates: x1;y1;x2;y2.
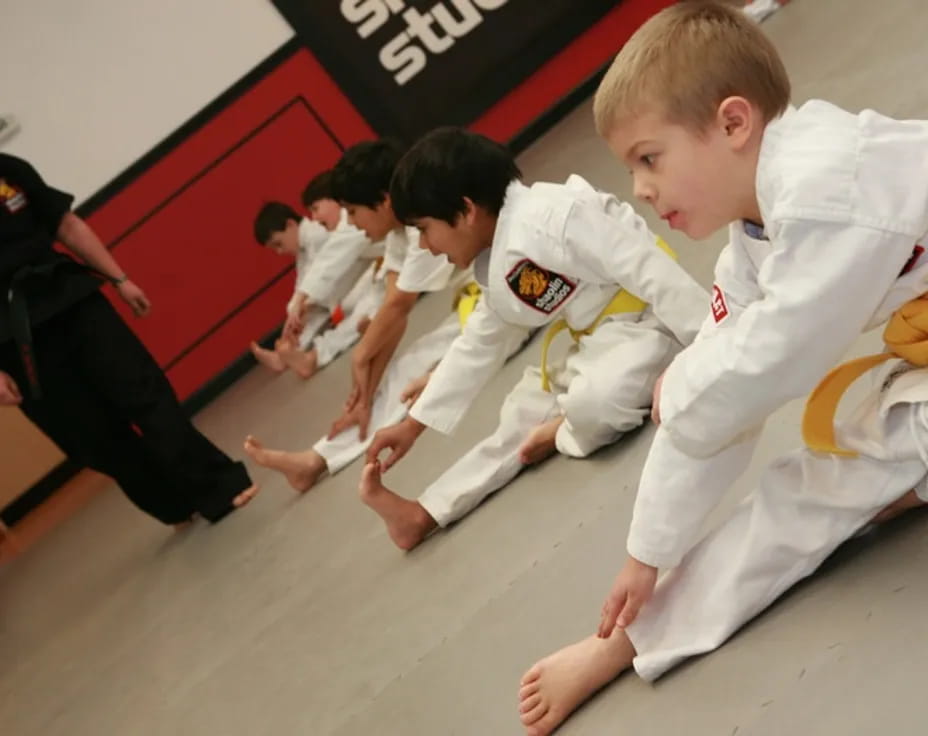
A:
419;314;680;527
312;314;462;475
627;372;928;681
297;307;332;351
313;269;386;367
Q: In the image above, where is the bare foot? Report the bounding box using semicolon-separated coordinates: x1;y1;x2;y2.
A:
872;488;928;524
244;436;327;493
173;517;196;532
250;341;285;373
279;343;319;380
232;484;260;508
357;315;372;335
519;417;564;465
359;461;437;550
519;631;635;736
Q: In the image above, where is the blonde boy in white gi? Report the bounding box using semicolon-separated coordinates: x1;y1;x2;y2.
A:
519;5;928;735
360;127;707;551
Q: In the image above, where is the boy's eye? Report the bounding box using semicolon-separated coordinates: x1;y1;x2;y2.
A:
640;154;656;167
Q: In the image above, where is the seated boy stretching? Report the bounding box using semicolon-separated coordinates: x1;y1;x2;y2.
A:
244;139;489;492
361;127;707;551
519;4;928;735
250;170;382;378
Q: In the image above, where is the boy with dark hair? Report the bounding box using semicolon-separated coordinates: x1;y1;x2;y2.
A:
520;3;928;734
244;138;477;493
360;127;707;551
249;174;381;378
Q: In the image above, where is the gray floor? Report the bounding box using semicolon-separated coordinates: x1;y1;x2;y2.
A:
3;1;928;734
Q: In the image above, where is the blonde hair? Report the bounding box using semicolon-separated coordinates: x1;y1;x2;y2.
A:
593;1;791;136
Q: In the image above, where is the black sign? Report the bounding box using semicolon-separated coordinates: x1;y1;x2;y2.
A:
270;0;619;141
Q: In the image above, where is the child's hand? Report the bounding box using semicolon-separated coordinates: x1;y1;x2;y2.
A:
400;372;431;406
327;402;372;441
597;556;658;638
283;313;305;340
346;352;371;412
365;416;425;471
651;372;664;425
0;371;22;406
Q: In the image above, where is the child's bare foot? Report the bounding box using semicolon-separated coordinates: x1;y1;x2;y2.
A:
243;436;326;493
357;315;372;335
872;488;928;524
519;631;635;736
279;343;318;380
359;461;437;550
250;341;285;373
519;417;564;465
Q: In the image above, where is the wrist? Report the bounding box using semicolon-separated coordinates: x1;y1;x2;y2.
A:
627;554;657;572
403;415;427;436
111;274;129;287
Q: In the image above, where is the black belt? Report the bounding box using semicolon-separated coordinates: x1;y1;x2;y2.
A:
7;261;106;400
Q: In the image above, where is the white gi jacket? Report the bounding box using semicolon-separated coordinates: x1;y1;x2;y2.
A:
628;100;928;568
409;175;708;435
382;224;455;293
289;211;384;315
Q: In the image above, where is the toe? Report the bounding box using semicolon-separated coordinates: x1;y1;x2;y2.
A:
521;700;549;726
521;664;542;686
519;681;540;700
519;693;542;714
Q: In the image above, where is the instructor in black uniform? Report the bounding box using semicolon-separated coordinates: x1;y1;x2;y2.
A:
0;153;257;525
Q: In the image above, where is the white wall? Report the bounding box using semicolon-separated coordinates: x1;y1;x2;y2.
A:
0;1;293;503
1;0;293;202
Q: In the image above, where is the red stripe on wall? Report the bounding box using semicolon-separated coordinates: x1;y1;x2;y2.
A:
84;52;375;400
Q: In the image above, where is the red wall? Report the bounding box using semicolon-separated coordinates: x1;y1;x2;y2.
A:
83;52;375;400
83;0;674;402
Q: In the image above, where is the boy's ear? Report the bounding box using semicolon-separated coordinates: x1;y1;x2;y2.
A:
381;192;393;212
717;96;756;151
461;196;478;225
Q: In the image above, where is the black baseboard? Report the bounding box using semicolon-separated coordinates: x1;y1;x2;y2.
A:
1;459;81;526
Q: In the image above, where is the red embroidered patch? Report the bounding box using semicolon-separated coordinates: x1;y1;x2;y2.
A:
0;178;27;213
711;285;729;324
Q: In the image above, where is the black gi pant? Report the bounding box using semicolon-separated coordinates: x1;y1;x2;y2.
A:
0;292;252;524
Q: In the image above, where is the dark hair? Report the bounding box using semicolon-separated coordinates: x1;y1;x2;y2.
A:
253;201;300;245
391;127;521;225
331;139;405;208
301;170;335;208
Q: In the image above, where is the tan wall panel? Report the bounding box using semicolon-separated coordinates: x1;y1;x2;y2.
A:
0;408;65;508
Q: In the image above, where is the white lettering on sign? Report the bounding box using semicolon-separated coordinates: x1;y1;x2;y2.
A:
341;0;511;86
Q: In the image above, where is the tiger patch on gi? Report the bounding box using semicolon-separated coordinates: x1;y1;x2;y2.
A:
506;259;576;314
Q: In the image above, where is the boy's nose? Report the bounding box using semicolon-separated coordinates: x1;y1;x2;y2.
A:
633;177;656;203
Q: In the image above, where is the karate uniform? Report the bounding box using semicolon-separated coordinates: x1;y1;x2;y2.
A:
0;154;252;524
290;211;383;349
311;259;386;368
623;101;928;680
409;176;707;528
312;226;459;473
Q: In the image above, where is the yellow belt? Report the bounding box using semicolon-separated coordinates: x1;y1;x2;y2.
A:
540;237;676;392
803;294;928;456
454;281;482;331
